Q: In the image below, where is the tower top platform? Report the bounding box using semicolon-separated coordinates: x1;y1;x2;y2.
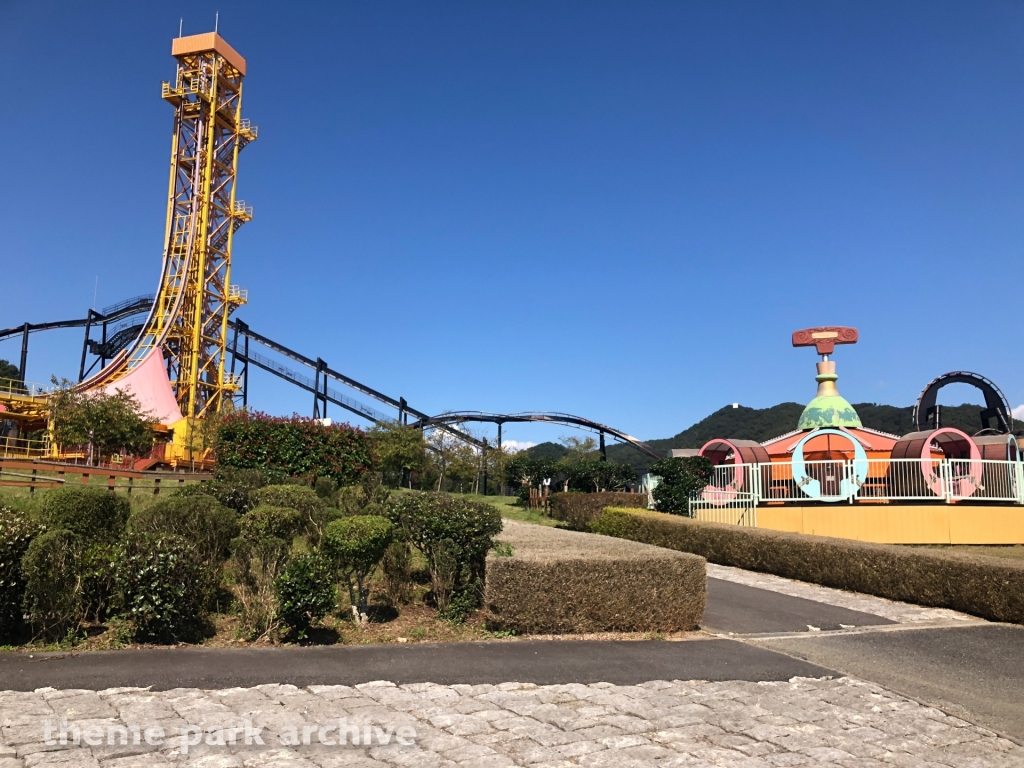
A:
171;32;246;75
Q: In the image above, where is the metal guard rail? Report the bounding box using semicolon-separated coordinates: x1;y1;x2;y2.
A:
700;458;1024;506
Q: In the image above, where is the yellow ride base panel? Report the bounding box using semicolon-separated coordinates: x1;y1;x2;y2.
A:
756;504;1024;545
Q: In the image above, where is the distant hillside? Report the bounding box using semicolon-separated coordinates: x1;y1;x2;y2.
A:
523;441;568;461
601;402;1022;478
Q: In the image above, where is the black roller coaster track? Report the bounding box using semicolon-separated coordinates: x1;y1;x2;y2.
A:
1;299;662;458
407;411;662;459
0;294;156;382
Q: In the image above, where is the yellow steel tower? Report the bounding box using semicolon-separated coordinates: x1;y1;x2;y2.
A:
81;32;256;419
156;32;255;418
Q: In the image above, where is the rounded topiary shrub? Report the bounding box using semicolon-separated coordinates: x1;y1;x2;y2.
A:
0;506;44;641
40;487;129;544
323;515;393;617
128;495;239;564
240;505;303;543
252;485;335;544
114;533;205;643
274;552;336;640
21;529;83;642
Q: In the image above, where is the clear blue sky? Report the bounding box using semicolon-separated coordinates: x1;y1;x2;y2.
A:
1;1;1021;447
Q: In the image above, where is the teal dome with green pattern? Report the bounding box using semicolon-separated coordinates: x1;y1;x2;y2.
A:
797;364;862;430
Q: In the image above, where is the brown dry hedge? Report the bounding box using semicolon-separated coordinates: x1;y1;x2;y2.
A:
594;507;1024;624
484;520;705;634
549;492;648;531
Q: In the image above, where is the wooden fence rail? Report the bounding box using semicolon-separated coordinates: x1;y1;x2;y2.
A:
0;459;213;496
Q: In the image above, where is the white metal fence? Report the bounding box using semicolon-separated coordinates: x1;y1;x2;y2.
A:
689;492;757;525
697;458;1024;506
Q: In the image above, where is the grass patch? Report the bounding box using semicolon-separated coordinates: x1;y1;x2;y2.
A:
911;545;1024;561
451;493;561;527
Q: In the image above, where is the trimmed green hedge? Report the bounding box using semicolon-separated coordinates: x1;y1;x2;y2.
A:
594;507;1024;625
216;411;372;485
549;492;648;531
485;520;705;634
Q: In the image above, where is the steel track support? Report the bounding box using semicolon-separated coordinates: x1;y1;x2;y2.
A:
18;324;29;383
78;312;94;382
242;334;249;408
313;358;329;418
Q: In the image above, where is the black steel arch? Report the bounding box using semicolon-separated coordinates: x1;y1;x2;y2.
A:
913;371;1012;434
408;411;662;459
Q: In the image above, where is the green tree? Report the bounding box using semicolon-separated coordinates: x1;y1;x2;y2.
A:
368;420;427;487
425;428;477;492
49;379;155;465
650;456;713;515
0;359;19;386
560;435;598;460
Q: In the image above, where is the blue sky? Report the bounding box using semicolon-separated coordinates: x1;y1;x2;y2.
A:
1;1;1022;447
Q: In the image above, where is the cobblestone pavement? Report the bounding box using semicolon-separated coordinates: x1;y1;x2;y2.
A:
3;676;1022;767
705;564;980;626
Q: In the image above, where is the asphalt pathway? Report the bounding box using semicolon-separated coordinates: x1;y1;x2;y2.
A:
702;577;897;635
756;623;1024;743
1;573;1019;747
0;638;832;692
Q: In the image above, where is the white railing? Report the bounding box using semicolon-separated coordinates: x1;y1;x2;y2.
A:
698;458;1024;506
689;492;757;525
0;379;53;399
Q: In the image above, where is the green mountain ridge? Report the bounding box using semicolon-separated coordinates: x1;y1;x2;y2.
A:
527;402;1022;478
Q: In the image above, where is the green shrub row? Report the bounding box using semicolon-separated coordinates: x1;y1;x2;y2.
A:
594;507;1024;625
549;491;648;531
1;480;506;645
216;412;373;486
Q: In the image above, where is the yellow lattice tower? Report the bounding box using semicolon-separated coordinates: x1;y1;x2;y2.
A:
157;32;256;418
83;32;256;419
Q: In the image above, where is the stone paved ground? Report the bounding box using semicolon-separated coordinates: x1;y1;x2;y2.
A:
705;564;980;626
2;676;1022;767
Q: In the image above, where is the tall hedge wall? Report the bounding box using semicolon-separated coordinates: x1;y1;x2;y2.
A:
594;507;1024;625
216;412;372;485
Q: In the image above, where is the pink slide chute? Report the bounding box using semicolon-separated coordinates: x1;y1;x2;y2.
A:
99;349;183;426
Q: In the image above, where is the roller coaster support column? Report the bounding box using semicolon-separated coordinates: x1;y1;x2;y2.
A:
78;313;93;382
19;324;29;383
313;358;329;418
399;397;407;426
497;423;504;496
99;320;109;370
482;438;489;496
242;334;249;408
599;431;607;461
230;319;249;408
